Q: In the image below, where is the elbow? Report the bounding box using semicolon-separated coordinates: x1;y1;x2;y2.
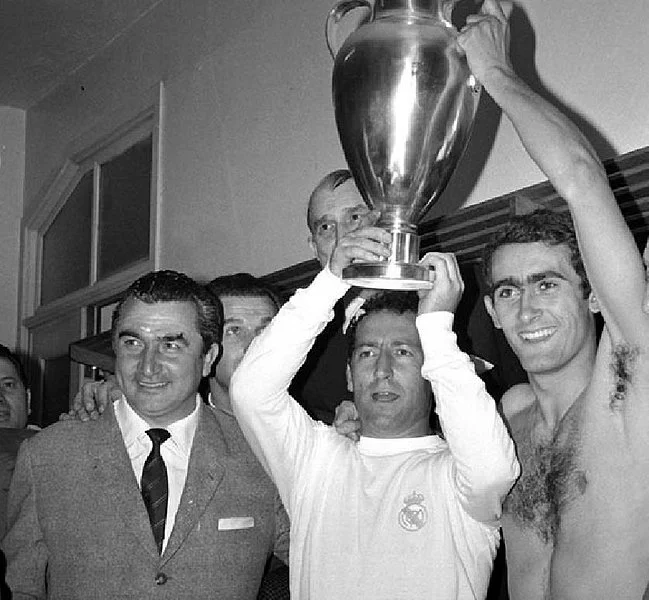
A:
556;154;608;204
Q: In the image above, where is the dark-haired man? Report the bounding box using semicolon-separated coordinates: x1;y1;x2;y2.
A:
231;231;519;597
5;270;287;599
459;1;649;598
205;273;283;415
0;345;36;541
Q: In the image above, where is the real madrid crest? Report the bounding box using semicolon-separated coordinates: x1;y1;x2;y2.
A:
398;491;428;531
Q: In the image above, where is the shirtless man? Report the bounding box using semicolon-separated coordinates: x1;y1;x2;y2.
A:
464;1;649;598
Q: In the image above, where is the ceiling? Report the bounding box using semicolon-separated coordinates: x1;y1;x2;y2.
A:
0;0;163;109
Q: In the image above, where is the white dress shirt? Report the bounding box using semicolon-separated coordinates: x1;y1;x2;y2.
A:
114;394;200;553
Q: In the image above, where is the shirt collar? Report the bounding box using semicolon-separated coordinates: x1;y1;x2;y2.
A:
114;393;201;458
358;434;443;456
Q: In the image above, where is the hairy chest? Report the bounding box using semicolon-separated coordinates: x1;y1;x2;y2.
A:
504;407;588;546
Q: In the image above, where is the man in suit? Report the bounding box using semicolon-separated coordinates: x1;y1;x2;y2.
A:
4;270;288;600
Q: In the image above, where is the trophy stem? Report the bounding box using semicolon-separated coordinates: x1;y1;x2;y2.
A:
342;222;433;290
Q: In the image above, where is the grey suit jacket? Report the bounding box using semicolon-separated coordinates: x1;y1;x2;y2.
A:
3;401;288;599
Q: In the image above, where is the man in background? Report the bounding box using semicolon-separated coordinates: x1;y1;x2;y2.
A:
290;170;371;423
0;344;36;540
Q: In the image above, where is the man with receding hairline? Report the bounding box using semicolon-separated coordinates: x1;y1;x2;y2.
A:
291;169;377;423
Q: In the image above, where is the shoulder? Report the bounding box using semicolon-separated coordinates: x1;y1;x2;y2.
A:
21;417;110;460
500;383;534;427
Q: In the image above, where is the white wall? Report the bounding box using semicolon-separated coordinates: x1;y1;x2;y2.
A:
0;107;25;346
451;0;649;210
21;0;649;286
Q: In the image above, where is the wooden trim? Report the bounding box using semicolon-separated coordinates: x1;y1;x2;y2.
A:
262;145;649;294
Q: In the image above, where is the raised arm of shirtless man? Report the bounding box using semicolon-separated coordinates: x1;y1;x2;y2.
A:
460;1;649;599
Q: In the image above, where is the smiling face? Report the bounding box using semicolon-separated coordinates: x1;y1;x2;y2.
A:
484;242;596;375
212;294;278;407
308;178;369;268
346;310;431;438
113;299;219;427
0;357;29;429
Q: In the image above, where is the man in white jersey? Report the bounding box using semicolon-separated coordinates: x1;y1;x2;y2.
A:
230;227;519;599
459;1;649;598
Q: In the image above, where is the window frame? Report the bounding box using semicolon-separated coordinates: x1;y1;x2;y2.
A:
18;85;163;422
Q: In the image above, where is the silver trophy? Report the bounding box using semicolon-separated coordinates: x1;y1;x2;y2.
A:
326;0;481;289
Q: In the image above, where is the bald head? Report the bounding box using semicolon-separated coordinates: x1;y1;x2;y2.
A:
307;170;369;267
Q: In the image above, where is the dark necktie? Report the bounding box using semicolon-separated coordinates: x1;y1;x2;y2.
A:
141;428;171;554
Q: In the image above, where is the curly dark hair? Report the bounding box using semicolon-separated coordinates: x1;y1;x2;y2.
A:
111;270;224;354
346;291;419;361
482;208;590;298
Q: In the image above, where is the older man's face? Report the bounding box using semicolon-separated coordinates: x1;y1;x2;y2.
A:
308;179;370;268
113;299;219;427
0;358;29;429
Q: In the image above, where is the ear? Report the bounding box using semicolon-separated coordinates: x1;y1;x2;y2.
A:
346;363;354;393
588;291;601;314
483;295;502;329
308;234;318;260
203;343;222;377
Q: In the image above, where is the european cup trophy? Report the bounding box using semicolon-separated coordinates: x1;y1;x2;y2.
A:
326;0;481;289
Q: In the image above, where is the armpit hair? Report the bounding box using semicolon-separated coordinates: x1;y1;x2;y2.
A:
609;344;638;410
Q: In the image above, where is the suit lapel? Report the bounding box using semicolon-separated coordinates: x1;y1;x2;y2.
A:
162;403;226;560
87;404;159;558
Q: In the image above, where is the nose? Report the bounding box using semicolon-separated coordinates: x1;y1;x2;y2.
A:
374;349;393;380
518;289;542;323
138;345;161;376
241;331;256;354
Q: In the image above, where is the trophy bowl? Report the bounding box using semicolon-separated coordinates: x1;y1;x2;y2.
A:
327;0;481;289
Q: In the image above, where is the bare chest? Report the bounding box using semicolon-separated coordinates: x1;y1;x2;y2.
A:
504;405;587;546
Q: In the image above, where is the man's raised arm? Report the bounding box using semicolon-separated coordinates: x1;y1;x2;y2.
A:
458;0;648;345
417;253;519;524
230;222;391;501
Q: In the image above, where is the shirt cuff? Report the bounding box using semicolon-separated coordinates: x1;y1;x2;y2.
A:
416;312;471;371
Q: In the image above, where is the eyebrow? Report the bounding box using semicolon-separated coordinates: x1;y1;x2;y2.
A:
354;340;421;349
224;316;273;325
492;270;569;289
118;330;189;345
313;205;369;227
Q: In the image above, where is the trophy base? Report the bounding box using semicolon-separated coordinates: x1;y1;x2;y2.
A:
343;262;433;290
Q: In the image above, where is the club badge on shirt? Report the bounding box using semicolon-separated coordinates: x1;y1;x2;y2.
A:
398;491;428;531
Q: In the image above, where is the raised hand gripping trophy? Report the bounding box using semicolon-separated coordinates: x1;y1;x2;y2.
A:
326;0;480;289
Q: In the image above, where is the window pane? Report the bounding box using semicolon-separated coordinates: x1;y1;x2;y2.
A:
98;136;152;279
41;171;93;305
41;355;71;427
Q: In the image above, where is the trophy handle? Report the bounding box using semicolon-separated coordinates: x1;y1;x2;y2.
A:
325;0;374;59
438;0;462;31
